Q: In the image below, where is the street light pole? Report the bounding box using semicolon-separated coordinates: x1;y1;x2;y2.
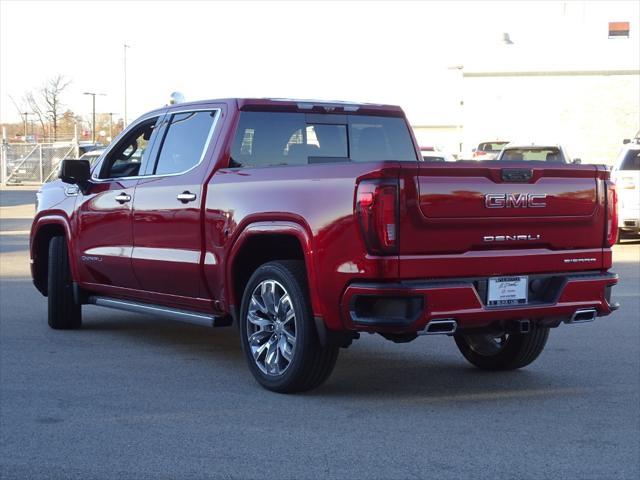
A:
83;92;106;144
108;112;114;140
447;65;464;156
21;112;29;138
124;44;130;127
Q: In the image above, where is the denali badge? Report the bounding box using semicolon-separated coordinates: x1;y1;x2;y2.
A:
485;193;547;208
563;257;597;264
484;234;541;242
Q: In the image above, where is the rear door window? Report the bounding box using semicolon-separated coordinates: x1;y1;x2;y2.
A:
230;111;416;167
153;111;217;175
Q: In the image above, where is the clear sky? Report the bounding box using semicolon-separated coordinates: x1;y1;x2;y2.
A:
1;0;638;125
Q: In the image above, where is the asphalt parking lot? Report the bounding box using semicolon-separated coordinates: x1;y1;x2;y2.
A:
1;188;639;480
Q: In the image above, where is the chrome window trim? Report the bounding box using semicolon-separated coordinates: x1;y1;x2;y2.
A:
91;108;221;183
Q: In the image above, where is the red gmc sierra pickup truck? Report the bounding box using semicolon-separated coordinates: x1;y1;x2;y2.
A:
31;98;619;392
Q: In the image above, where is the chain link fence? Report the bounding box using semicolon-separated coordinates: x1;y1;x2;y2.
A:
1;142;79;185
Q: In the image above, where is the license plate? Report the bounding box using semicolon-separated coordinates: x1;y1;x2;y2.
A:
487;276;528;306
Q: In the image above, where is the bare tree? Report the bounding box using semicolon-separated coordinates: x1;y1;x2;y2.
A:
23;92;47;138
42;75;71;141
23;75;71;141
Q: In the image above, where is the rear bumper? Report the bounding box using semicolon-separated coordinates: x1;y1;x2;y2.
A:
341;271;618;332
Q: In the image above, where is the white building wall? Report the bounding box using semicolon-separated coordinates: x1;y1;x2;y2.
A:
461;72;640;164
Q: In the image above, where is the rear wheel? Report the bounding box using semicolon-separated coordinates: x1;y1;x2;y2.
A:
454;324;549;370
239;260;338;393
47;236;82;329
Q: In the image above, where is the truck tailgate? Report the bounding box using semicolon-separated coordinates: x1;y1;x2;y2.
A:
399;162;606;275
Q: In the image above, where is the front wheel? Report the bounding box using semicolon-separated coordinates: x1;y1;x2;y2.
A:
454;324;549;370
239;260;339;393
47;236;82;329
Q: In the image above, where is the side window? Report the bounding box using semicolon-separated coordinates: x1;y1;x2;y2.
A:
99;117;159;179
153;111;216;175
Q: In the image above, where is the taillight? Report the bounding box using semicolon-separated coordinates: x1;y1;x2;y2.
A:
606;180;618;247
473;150;487;157
356;180;399;254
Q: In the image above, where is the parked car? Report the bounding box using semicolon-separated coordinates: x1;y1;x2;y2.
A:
78;142;105;156
31;98;619;393
612;140;640;239
79;148;106;165
496;143;577;164
472;140;509;160
419;146;455;162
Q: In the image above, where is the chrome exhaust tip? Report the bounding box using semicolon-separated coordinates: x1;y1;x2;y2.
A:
421;319;458;335
566;308;597;324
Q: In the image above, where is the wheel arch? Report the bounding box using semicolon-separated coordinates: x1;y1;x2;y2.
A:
226;220;322;320
31;216;74;296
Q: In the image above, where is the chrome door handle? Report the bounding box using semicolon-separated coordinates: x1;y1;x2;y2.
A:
115;193;131;204
177;191;197;203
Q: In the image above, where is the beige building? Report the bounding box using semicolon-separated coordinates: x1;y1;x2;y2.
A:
412;68;639;165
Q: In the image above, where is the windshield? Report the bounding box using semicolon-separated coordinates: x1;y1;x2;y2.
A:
500;147;564;162
230;112;417;167
619;149;640;170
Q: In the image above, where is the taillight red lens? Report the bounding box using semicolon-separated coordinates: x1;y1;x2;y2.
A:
606;180;618;247
356;180;399;254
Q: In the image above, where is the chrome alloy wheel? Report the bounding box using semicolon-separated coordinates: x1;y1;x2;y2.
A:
246;279;297;376
465;333;509;356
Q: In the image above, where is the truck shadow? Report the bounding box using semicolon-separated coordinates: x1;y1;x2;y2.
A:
82;314;588;401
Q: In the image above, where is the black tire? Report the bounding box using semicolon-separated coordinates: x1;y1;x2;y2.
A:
47;236;82;329
454;324;549;371
239;260;338;393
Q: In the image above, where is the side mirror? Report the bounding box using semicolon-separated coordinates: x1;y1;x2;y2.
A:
572;158;582;165
623;139;630;144
59;159;91;185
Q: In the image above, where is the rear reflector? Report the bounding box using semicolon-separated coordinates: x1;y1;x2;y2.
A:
356;180;399;254
606;180;618;246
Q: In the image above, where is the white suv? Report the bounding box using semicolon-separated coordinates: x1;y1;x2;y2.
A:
612;141;640;239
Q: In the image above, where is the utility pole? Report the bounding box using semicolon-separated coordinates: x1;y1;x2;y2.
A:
124;44;130;127
83;92;106;144
21;112;29;138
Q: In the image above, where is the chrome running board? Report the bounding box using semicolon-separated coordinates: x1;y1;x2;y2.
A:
88;296;228;328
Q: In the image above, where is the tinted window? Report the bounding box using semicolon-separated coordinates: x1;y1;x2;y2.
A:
154;111;216;175
620;150;640;170
99;118;158;179
230;112;416;167
500;148;564;162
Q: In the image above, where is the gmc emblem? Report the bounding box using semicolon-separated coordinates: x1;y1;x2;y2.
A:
485;193;547;208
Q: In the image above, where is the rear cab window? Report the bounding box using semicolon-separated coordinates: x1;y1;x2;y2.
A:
230;112;417;167
500;148;564;162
